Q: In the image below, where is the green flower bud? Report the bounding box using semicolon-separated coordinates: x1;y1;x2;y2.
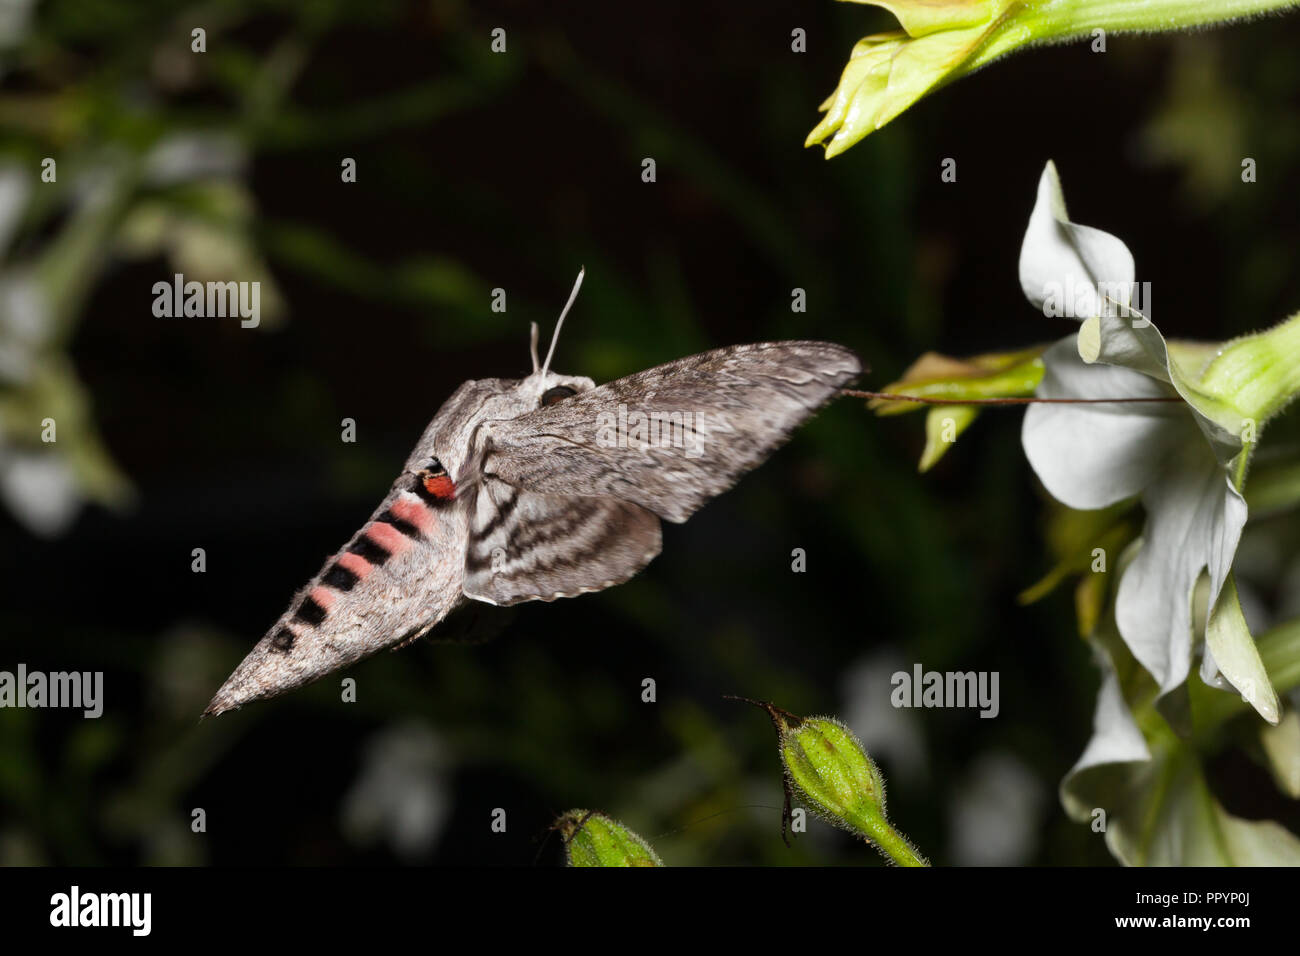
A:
729;697;928;866
1195;312;1300;426
782;716;889;833
556;810;663;867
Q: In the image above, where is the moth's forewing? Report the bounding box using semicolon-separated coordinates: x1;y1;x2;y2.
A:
480;342;863;522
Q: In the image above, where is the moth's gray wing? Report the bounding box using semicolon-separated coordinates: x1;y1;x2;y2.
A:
463;476;662;606
480;341;862;523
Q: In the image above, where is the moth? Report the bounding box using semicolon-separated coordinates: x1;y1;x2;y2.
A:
204;272;862;716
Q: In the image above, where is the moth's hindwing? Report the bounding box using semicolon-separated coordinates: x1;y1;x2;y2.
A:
464;477;661;605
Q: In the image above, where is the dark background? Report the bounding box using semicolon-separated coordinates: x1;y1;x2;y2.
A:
2;0;1299;865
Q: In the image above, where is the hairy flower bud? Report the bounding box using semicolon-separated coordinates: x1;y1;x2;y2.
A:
556;810;663;867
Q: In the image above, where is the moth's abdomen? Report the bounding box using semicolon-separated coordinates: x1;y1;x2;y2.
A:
203;481;467;717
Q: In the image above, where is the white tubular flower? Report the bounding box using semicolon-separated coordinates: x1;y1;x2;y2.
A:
1017;161;1278;723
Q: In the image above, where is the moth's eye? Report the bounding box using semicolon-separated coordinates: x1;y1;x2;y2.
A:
425;458;446;477
540;386;577;407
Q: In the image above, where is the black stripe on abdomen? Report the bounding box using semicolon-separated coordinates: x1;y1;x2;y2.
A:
347;535;391;565
322;563;359;592
293;595;328;626
379;508;422;539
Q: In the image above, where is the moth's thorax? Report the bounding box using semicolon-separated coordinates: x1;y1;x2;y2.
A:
402;371;595;479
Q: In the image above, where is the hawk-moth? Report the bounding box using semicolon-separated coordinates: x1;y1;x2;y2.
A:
204;274;862;716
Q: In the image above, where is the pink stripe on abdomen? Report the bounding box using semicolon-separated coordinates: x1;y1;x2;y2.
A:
365;521;410;555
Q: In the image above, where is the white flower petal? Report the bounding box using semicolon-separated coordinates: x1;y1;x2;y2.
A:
1019;161;1135;317
1080;314;1244;464
1115;444;1247;695
1021;161;1244;465
1067;667;1150;783
1018;164;1259;712
1061;640;1151;824
1078;314;1171;383
1022;339;1185;510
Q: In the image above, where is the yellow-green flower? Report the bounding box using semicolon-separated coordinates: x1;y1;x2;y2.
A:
809;0;1300;157
808;1;1019;157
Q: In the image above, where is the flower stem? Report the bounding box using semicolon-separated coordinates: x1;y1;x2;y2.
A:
972;0;1300;72
862;817;929;867
1042;0;1297;33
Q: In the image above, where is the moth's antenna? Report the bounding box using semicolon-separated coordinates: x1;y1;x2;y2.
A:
529;321;540;374
541;267;584;378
